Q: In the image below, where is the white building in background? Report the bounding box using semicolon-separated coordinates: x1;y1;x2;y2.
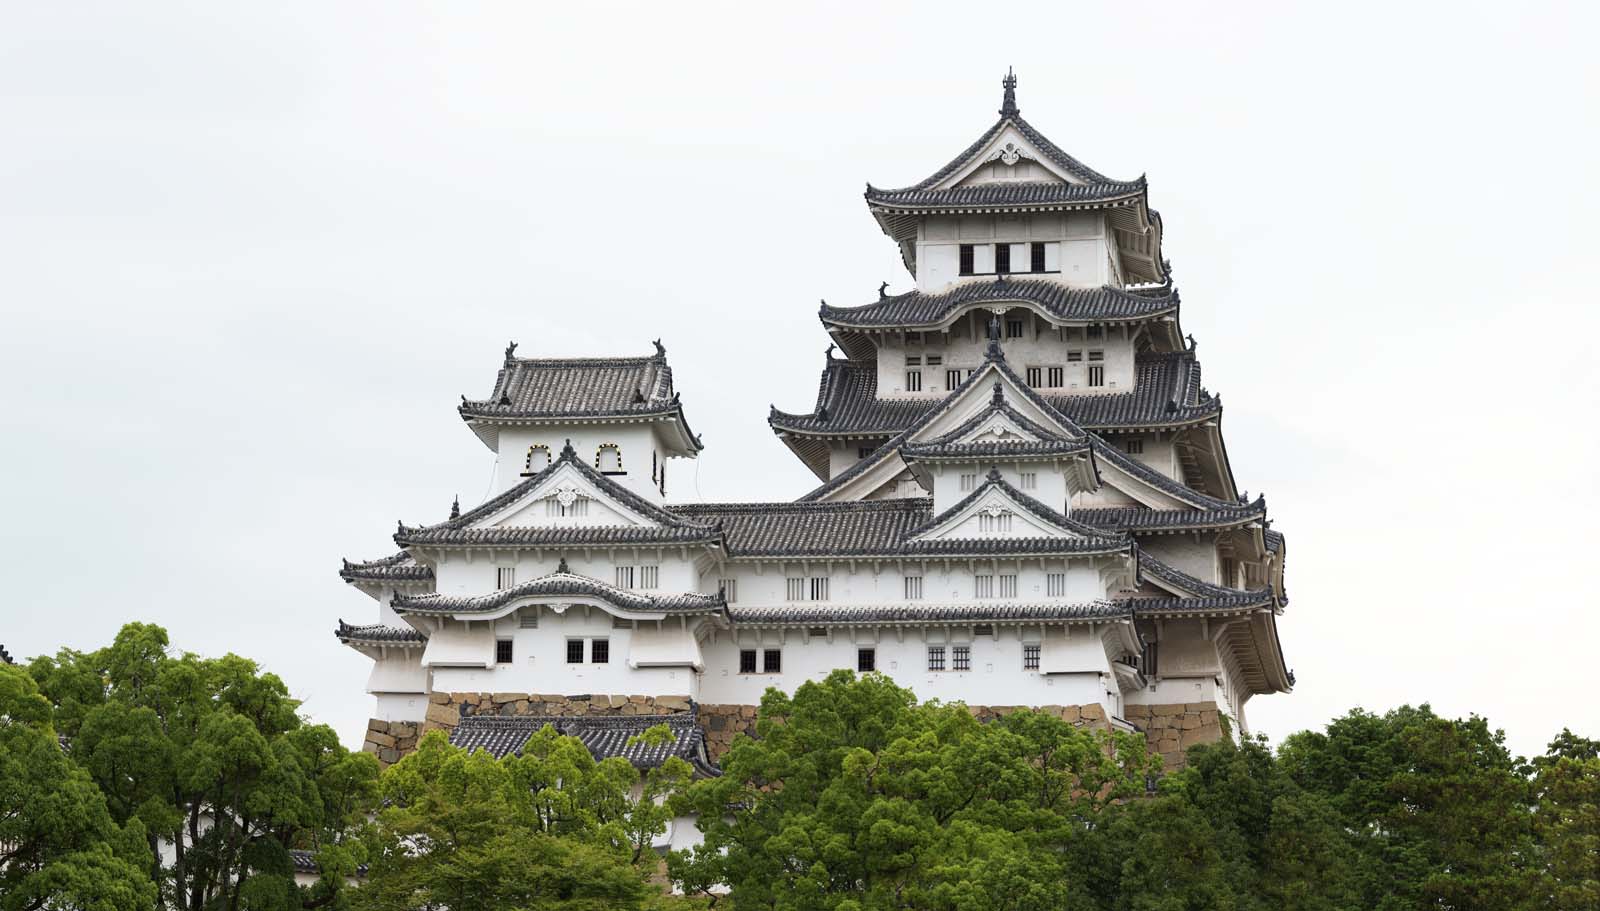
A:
336;73;1292;776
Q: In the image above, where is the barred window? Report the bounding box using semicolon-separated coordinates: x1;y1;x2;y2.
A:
1124;439;1145;455
1006;318;1024;338
546;496;589;518
566;639;585;664
638;565;659;589
614;566;635;589
1067;350;1084;363
858;446;874;459
927;646;946;672
1046;572;1067;597
810;577;830;601
719;578;738;602
926;355;942;366
496;567;516;590
1046;366;1063;387
1020;472;1037;490
1026;366;1042;387
978;513;1012;533
1088;364;1105;387
905;370;922;392
763;649;782;673
959;244;975;275
998;574;1017;598
974;575;995;599
786;578;805;601
1030;242;1047;273
904;575;923;600
952;645;971;672
959;473;977;492
495;639;513;664
858;647;876;673
591;639;609;664
945;369;962;390
518;610;538;629
994;243;1011;274
739;649;758;673
1023;644;1041;670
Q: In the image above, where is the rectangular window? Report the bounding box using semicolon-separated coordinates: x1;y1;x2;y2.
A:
952;645;971;672
858;446;875;459
638;565;659;589
974;624;994;637
786;578;805;601
1026;366;1042;387
1020;472;1037;490
945;369;962;391
858;647;876;673
1123;439;1144;455
1046;572;1067;597
614;566;635;589
719;578;738;602
905;370;922;392
496;567;516;589
959;473;977;492
518;610;538;629
904;575;923;600
905;355;922;366
495;639;513;664
808;626;828;637
1088;349;1105;361
1030;241;1047;273
739;649;758;674
763;649;782;673
1087;365;1105;387
998;574;1017;598
566;639;585;664
1066;350;1083;363
1006;318;1024;338
1087;326;1104;340
1221;557;1237;588
1046;366;1063;388
1023;644;1041;670
926;355;942;366
994;243;1011;274
958;244;975;275
927;646;946;672
810;577;830;601
974;575;995;599
591;638;610;664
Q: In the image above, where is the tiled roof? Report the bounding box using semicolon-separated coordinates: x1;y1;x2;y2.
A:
731;600;1128;625
339;553;435;584
288;849;367;878
396;442;722;549
460;345;675;420
866;180;1147;210
1089;439;1243;511
900;438;1091;461
770;350;1217;437
821;280;1179;330
1126;551;1276;615
1073;500;1266;533
450;712;719;776
334;622;426;646
392;568;728;617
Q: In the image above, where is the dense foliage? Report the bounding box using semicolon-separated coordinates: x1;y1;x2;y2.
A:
6;628;1599;910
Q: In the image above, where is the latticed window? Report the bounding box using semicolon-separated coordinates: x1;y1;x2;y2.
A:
614;566;635;589
974;575;995;599
739;649;758;673
495;639;513;664
639;565;659;589
763;649;782;673
858;648;876;672
904;575;923;600
1006;319;1024;338
591;639;609;664
1124;438;1144;455
994;243;1011;274
905;369;922;392
1047;366;1063;387
978;513;1012;533
1020;472;1037;490
927;646;946;672
959;473;977;492
1046;572;1067;597
946;369;962;390
952;645;971;672
719;578;738;602
1026;366;1042;387
998;574;1018;598
1087;350;1105;387
1030;242;1047;273
566;640;585;664
1023;644;1041;670
786;578;805;601
810;577;830;601
958;244;975;275
496;567;516;589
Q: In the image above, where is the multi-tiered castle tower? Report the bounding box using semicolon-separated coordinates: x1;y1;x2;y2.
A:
337;73;1292;779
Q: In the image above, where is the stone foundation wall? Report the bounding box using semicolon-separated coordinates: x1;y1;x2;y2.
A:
697;703;759;759
1125;702;1225;768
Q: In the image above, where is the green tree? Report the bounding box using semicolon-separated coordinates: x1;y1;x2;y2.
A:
1533;729;1600;910
0;662;157;911
354;726;688;911
25;623;380;911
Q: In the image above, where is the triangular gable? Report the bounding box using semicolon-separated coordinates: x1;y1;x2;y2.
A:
484;461;655;529
909;470;1124;547
945;125;1078;189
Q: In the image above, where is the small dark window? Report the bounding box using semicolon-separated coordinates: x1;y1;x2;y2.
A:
1067;350;1084;363
945;369;961;391
1026;366;1042;387
927;646;946;672
1047;366;1063;387
1088;364;1105;387
1023;644;1041;670
591;638;610;664
565;639;584;664
958;244;975;275
739;649;758;674
495;639;513;664
953;645;971;672
905;370;922;392
1124;439;1145;455
858;648;876;673
1006;319;1024;338
1087;326;1104;340
763;649;782;673
1030;242;1046;272
994;243;1011;274
858;446;874;459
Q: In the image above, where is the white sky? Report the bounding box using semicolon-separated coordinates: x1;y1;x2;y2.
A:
2;2;1597;758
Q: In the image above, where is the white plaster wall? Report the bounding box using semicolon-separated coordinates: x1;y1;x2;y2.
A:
374;692;428;723
1139;537;1220;584
916;214;1110;292
492;423;681;502
368;651;428;694
706;559;1106;608
432;551;700;598
925;462;1070;515
877;321;1138;399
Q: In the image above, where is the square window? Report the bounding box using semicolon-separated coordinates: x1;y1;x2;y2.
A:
763;649;782;673
904;575;923;600
615;566;635;589
1046;367;1063;387
858;648;876;672
810;577;830;601
945;369;962;391
974;575;994;599
639;565;659;589
1023;644;1041;670
953;645;971;672
495;639;513;664
1046;572;1067;597
998;574;1017;598
719;578;738;602
496;567;516;589
739;649;758;674
1006;318;1024;338
927;646;946;672
1026;366;1042;387
786;578;805;601
591;639;610;664
566;639;585;664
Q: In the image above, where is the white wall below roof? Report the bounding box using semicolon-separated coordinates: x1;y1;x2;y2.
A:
432;552;701;597
492;424;682;501
916;214;1111;293
704;558;1107;608
374;692;428;723
876;322;1137;400
368;650;428;694
1140;537;1220;585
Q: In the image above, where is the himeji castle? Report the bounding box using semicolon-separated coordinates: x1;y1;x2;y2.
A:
337;72;1292;780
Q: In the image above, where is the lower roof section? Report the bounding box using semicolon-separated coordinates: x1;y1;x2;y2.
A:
450;711;719;777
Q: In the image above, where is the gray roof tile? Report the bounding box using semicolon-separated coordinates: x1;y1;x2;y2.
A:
339;552;435;583
450;712;719;776
334;622;426;646
392;567;728;617
821;280;1178;330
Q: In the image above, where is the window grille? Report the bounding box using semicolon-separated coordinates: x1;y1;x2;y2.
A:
786;578;805;601
952;645;971;672
1023;644;1041;670
519;610;538;628
495;639;513;664
905;355;922;366
739;649;758;673
1026;366;1042;386
974;575;995;599
904;575;923;600
927;646;946;671
1030;242;1047;272
566;640;585;664
998;574;1017;598
1088;364;1105;387
978;513;1012;533
945;369;962;390
1046;573;1067;597
719;578;738;602
614;566;635;589
763;649;782;673
1006;318;1024;338
496;567;516;589
959;244;975;275
1067;350;1083;362
926;355;942;366
1019;472;1037;490
858;648;876;672
591;639;609;664
905;370;922;392
546;497;589;518
639;565;659;589
959;473;977;492
1088;349;1105;361
994;243;1011;274
1046;366;1063;387
1087;326;1104;340
1124;439;1144;455
810;577;830;601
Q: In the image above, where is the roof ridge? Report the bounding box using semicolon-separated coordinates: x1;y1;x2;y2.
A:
673;497;932;514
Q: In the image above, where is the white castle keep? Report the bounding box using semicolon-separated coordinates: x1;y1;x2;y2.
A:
337;72;1292;773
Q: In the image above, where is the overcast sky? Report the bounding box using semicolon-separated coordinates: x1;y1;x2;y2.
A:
3;2;1596;757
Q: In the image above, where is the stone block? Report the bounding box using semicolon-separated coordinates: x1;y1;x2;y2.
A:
367;719;391;734
366;730;397;748
428;692;450;704
1060;705;1081;723
390;722;417;738
1200;710;1218;726
1123;704;1152;718
361;740;380;755
1184;702;1214;713
1151;703;1184;717
629;694;649;704
656;695;692;712
1179;727;1215;749
1180;715;1201;730
378;747;400;765
491;692;523;704
1157;736;1180;753
1079;704;1105;721
424;702;460;728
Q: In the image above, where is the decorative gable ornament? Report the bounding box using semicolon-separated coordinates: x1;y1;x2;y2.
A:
980;505;1012;519
552;484;581;508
